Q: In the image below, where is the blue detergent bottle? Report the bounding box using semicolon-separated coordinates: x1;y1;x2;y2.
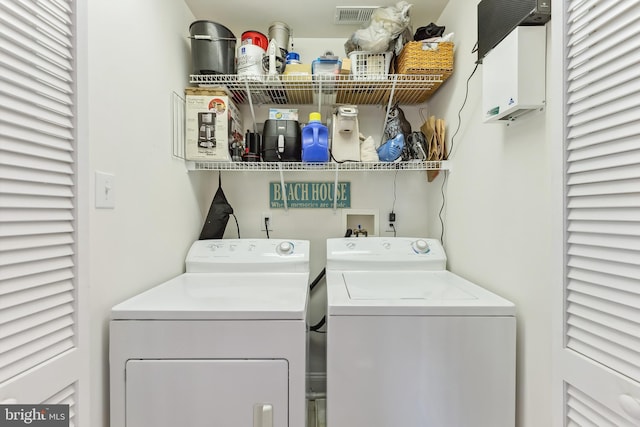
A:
301;112;329;162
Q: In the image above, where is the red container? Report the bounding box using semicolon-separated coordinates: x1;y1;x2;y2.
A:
241;31;268;50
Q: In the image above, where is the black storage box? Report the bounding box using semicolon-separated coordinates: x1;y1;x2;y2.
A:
262;120;301;161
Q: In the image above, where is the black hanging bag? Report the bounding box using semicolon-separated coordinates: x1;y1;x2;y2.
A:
199;173;234;240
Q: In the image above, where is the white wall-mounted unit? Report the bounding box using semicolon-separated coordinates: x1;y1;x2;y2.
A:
482;26;546;123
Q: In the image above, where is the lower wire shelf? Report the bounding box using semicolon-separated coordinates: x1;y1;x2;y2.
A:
185;160;450;172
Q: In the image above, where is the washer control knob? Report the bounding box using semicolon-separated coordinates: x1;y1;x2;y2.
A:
277;241;294;255
412;239;430;254
346;242;356;249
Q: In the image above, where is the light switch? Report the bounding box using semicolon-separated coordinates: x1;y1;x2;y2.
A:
95;171;115;208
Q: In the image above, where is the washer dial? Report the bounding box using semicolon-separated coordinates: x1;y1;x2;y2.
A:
277;241;294;255
412;239;430;254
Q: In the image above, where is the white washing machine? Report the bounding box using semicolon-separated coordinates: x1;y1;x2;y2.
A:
326;237;516;427
110;239;310;427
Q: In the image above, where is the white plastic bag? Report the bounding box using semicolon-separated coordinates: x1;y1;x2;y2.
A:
345;1;413;55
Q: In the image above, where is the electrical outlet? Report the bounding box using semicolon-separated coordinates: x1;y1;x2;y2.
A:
386;212;396;232
385;223;397;233
260;212;273;231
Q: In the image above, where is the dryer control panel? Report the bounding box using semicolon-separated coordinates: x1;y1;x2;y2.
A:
186;239;310;273
326;237;447;271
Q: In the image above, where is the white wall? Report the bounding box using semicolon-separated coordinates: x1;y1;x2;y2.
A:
87;1;202;426
86;1;558;425
427;1;556;426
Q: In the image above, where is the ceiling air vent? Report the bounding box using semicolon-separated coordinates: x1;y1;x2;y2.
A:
334;6;377;24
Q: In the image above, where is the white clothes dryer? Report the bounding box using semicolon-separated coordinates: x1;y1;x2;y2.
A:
326;237;516;427
110;239;310;427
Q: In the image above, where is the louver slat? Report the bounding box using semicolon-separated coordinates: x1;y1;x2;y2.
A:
566;384;638;427
567;0;639;57
44;382;76;426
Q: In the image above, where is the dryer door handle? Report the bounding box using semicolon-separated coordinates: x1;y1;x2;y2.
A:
253;403;273;427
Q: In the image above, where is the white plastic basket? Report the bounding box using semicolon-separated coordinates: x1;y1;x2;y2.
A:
348;51;393;80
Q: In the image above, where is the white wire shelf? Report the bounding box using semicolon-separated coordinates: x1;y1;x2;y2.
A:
189;73;450;105
171;91;451;174
185;160;450;172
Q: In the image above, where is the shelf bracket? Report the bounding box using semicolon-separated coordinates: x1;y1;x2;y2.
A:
243;80;258;133
278;163;288;211
333;164;339;211
171;91;185;160
380;75;399;145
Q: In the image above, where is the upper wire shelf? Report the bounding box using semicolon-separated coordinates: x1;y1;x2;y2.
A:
189;73;449;105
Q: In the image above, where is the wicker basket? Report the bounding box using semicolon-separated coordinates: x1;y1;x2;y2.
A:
396;41;454;75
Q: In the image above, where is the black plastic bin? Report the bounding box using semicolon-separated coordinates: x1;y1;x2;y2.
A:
189;20;236;75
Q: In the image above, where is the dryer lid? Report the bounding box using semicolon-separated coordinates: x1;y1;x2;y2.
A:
111;272;309;320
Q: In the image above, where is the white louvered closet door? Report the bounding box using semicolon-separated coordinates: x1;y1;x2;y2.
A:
561;0;640;425
0;0;82;423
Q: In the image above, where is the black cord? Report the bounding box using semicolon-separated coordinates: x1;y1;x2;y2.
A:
309;270;327;332
449;63;478;156
329;149;359;164
261;147;283;161
391;167;398;214
231;213;240;238
390;223;397;237
439;171;448;244
439;62;479;245
264;217;270;238
309;228;353;333
310;268;326;292
310;315;326;332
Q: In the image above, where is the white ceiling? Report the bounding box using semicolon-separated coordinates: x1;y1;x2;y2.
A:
182;0;450;39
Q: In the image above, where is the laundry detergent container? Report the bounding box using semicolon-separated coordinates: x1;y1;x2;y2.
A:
189;21;236;75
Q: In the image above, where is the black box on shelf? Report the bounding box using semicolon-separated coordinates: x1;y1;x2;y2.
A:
262;120;301;162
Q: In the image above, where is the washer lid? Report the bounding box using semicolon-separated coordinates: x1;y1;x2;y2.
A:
111;272;309;320
346;272;476;300
327;270;515;316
